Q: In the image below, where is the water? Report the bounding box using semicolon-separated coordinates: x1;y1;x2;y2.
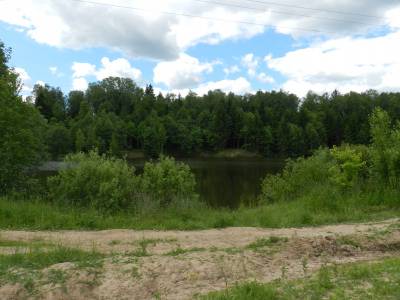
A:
38;158;284;208
129;158;284;208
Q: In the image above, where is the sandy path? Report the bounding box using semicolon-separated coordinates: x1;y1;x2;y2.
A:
1;218;400;299
1;218;398;253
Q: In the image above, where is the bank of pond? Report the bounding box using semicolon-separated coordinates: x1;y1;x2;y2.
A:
2;108;400;230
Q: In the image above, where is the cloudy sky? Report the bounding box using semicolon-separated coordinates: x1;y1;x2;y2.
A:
1;0;400;97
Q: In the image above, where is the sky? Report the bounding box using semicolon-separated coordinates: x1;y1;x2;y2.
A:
1;0;400;98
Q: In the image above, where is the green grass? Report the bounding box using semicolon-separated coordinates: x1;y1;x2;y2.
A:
0;246;103;272
246;236;288;251
201;257;400;299
1;188;400;230
0;246;104;293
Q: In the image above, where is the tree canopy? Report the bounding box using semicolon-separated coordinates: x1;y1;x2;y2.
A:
0;42;46;192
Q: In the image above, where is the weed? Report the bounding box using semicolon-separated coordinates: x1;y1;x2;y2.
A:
165;247;205;256
202;258;400;299
246;236;288;251
336;235;361;248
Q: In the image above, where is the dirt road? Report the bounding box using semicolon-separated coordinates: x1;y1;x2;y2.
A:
1;218;400;299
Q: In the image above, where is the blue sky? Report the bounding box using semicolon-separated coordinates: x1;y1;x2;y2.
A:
1;0;400;97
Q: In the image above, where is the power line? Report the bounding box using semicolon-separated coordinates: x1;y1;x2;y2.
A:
238;0;385;20
192;0;383;26
66;0;376;35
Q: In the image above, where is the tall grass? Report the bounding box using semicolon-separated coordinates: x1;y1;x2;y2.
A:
1;186;399;230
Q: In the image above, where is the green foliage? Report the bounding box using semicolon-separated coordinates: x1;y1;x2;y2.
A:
329;145;366;189
261;108;400;207
0;42;47;193
261;149;333;203
47;152;199;214
33;84;66;121
109;132;121;157
46;122;71;159
138;112;166;157
140;156;198;206
48;151;138;213
75;129;85;152
370;108;400;186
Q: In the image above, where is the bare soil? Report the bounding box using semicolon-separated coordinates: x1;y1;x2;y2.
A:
1;218;400;300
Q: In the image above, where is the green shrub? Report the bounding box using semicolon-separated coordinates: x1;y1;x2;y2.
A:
370;108;400;187
48;151;138;213
139;156;198;206
261;149;334;202
329;145;366;189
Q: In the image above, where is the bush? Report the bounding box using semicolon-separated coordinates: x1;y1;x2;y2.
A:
261;149;334;202
370;108;400;187
139;156;198;206
48;151;138;213
329;145;367;189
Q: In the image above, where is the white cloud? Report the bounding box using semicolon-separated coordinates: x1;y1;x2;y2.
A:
257;72;275;84
1;0;398;60
14;67;32;97
156;77;252;96
267;30;400;96
49;66;57;74
96;57;141;80
154;53;214;89
49;66;64;77
241;53;275;84
72;78;89;91
195;77;252;95
242;53;259;76
14;67;30;82
72;62;97;78
223;65;240;75
71;57;142;90
385;6;400;28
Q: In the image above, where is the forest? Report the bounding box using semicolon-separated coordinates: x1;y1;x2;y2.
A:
31;71;400;159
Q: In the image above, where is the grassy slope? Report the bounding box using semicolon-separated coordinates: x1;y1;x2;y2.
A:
1;188;400;230
202;257;400;299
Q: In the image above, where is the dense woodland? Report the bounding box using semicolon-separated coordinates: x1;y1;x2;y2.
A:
32;78;400;159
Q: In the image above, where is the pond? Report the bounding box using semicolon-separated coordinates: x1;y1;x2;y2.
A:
129;158;284;208
38;158;285;209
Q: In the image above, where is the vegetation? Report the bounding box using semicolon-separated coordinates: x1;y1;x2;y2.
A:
48;151;139;213
48;152;199;214
0;245;103;294
140;156;198;207
1;187;399;230
260;108;400;207
202;258;400;299
34;81;400;159
0;42;46;193
1;39;400;232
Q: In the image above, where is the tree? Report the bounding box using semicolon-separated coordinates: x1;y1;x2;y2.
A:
0;41;47;192
75;129;85;152
109;132;121;157
46;122;71;159
138;112;166;158
33;84;66;121
67;90;84;119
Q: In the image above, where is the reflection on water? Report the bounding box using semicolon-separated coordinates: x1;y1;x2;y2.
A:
130;158;284;208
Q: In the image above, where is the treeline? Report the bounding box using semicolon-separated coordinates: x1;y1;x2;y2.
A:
32;78;400;158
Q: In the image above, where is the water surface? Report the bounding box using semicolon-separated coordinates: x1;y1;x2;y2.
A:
130;158;284;208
